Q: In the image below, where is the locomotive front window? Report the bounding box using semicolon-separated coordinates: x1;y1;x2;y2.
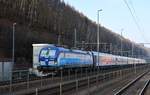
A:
40;49;56;58
49;50;56;57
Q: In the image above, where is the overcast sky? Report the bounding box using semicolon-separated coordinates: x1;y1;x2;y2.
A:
63;0;150;47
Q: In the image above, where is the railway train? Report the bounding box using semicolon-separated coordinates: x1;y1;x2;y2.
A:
37;44;146;71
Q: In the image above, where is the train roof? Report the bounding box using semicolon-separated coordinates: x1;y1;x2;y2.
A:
32;44;55;47
91;51;141;59
43;45;89;55
34;44;145;60
92;51;113;56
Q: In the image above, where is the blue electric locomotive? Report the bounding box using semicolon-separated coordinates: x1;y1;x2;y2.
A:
38;45;93;70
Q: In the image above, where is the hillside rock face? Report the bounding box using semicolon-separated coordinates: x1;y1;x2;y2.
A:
0;0;148;65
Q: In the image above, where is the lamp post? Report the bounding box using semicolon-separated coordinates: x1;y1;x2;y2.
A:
97;9;102;66
12;23;16;65
121;29;124;56
74;28;77;48
131;42;136;74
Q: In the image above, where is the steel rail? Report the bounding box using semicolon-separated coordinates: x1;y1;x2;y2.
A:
139;79;150;95
114;70;149;95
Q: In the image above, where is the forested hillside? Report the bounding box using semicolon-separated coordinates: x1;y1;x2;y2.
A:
0;0;149;65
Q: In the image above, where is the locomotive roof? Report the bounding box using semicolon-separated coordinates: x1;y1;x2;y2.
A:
58;47;89;54
44;45;89;54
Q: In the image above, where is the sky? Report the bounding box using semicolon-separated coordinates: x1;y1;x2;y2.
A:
63;0;150;47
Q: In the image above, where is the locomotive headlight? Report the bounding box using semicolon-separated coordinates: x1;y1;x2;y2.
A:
40;61;45;65
45;59;49;61
54;62;57;64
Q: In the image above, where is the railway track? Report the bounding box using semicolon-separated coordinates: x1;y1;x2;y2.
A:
0;65;148;95
114;70;150;95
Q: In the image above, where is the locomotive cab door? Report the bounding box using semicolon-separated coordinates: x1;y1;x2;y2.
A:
91;52;96;67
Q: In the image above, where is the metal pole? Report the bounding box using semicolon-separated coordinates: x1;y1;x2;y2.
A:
90;67;92;76
81;41;85;50
76;80;78;95
81;68;82;78
41;75;42;87
104;43;107;52
19;71;21;79
36;88;38;95
52;73;54;81
97;9;102;67
120;29;123;56
60;83;62;95
58;35;61;45
134;60;136;74
27;72;29;89
96;75;98;87
74;28;77;48
97;10;99;67
132;43;134;57
132;43;136;74
61;69;63;82
68;69;70;80
110;43;112;54
9;71;12;93
12;23;16;66
88;77;90;95
86;68;88;77
75;69;77;79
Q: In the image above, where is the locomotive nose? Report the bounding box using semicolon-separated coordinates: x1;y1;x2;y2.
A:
44;58;49;65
